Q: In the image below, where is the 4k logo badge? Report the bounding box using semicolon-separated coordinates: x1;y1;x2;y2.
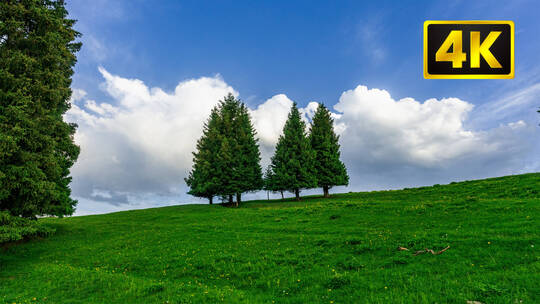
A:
424;21;514;79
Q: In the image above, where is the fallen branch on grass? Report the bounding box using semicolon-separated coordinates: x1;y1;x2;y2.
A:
413;246;450;256
396;245;450;255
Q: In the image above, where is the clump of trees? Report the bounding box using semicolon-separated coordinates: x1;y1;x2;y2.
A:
185;94;263;206
265;103;317;200
265;103;348;200
0;0;81;218
187;98;349;204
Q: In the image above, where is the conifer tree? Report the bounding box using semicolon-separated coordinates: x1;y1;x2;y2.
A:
0;0;81;217
185;108;222;204
263;165;272;200
233;102;263;204
263;165;284;199
216;94;263;206
269;103;316;200
309;103;349;197
186;94;263;206
214;96;238;204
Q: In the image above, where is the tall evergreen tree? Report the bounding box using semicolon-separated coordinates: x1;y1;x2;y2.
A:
215;94;263;206
185;108;222;204
309;103;349;197
0;0;81;217
214;96;238;204
233;102;263;204
186;94;263;206
269;103;317;200
263;165;284;199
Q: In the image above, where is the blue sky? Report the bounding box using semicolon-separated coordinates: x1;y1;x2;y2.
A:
63;0;540;214
68;0;539;120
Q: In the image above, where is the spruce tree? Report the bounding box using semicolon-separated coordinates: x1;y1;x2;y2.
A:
186;94;263;206
185;108;222;204
263;165;272;200
216;94;263;206
234;103;263;203
309;103;349;197
263;165;284;199
269;103;316;200
0;0;81;217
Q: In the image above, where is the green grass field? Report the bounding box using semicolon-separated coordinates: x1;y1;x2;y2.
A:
1;173;539;303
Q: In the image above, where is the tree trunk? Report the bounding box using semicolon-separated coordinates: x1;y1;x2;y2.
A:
236;193;241;206
209;196;213;205
323;186;330;198
295;188;300;201
267;191;269;200
280;191;284;199
228;194;233;204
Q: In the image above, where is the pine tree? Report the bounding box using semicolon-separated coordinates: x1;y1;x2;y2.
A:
0;0;81;217
263;165;284;199
269;103;317;200
186;94;263;206
263;165;272;200
309;103;349;197
215;94;262;206
233;102;263;204
185;108;222;204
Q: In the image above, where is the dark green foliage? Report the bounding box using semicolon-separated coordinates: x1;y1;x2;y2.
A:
0;0;81;217
1;173;539;303
186;94;263;204
234;101;264;198
309;103;348;197
268;103;317;200
263;165;272;191
185;108;222;204
0;211;55;243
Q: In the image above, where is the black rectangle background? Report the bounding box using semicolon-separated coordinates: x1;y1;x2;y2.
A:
427;23;511;75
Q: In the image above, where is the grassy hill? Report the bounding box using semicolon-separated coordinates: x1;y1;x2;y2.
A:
1;173;539;303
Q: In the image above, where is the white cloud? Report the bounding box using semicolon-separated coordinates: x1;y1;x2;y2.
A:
472;82;540;128
331;85;535;190
66;71;537;215
71;88;87;102
335;85;486;166
66;68;237;213
85;35;108;62
250;94;294;147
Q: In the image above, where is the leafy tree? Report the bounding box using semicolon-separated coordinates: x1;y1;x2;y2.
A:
185;108;222;204
309;103;349;197
0;0;81;217
269;103;317;200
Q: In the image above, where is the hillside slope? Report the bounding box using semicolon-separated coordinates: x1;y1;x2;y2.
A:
1;173;539;303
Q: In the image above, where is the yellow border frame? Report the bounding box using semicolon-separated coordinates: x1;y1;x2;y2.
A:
423;20;514;79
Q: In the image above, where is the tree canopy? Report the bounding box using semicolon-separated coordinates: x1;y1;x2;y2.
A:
267;103;317;200
309;103;348;197
0;0;81;217
186;94;263;205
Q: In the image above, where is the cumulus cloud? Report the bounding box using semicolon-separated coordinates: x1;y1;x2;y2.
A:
66;70;537;215
66;68;237;212
336;86;485;166
331;85;535;190
250;94;293;149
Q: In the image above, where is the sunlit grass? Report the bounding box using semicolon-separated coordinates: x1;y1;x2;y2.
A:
1;173;539;303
